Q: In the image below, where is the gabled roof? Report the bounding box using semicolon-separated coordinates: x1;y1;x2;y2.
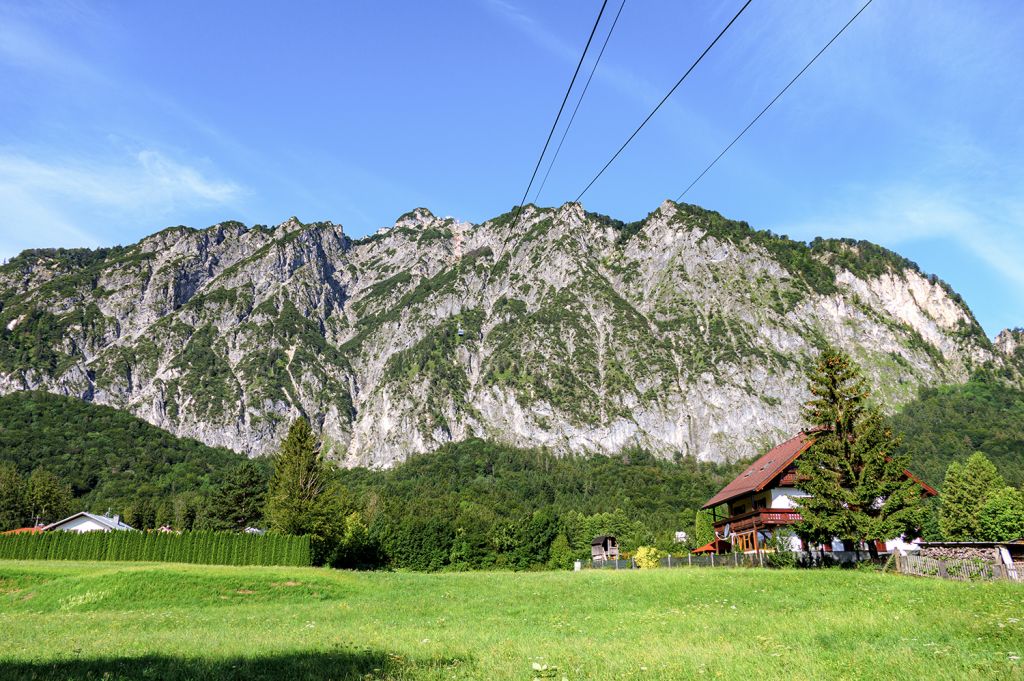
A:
703;429;939;509
43;512;135;532
703;431;815;509
1;526;43;535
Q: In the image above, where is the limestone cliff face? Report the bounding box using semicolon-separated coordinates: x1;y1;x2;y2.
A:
0;201;1011;466
996;328;1024;370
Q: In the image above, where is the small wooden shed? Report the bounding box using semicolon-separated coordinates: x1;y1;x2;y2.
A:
591;535;619;562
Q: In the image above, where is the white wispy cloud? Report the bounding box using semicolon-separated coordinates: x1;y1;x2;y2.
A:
0;150;244;259
782;186;1024;299
0;150;241;210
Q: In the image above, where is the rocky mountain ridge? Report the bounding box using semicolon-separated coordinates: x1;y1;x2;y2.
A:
0;200;1018;467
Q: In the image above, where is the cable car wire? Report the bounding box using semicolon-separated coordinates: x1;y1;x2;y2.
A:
510;0;609;229
574;0;754;203
533;0;627;205
678;0;874;200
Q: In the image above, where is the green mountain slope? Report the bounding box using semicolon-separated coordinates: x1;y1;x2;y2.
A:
892;378;1024;487
0;391;246;513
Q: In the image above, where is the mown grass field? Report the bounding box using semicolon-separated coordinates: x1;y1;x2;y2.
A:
1;560;1021;680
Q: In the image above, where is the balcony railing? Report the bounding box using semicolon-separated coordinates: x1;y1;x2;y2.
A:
713;508;802;533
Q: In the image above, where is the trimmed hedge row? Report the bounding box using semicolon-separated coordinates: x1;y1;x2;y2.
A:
0;530;311;566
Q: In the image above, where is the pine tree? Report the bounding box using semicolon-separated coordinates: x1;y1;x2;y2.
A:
939;452;1005;540
265;418;343;563
205;460;268;531
795;346;927;557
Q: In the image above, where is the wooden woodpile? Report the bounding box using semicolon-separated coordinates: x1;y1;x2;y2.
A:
895;553;1020;582
919;545;1000;562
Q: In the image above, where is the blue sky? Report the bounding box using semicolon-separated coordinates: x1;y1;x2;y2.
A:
1;1;1022;335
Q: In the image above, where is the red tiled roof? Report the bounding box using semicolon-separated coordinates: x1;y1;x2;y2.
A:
1;526;43;535
702;431;816;509
703;429;939;509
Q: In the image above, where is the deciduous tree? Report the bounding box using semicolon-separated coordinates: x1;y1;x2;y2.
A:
977;486;1024;542
25;467;72;525
939;452;1005;540
0;463;27;531
692;509;717;549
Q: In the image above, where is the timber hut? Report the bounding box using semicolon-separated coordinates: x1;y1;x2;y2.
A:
591;535;619;563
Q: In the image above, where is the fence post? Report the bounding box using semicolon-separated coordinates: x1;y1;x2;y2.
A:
688;553;692;567
668;554;672;568
734;552;738;566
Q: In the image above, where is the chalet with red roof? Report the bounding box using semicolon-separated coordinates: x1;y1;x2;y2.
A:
702;430;937;554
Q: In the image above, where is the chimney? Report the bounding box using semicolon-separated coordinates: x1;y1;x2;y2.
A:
112;515;120;525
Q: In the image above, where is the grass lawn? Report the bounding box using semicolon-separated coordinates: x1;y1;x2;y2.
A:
1;560;1021;680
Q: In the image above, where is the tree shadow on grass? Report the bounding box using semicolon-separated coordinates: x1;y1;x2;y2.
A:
0;648;466;681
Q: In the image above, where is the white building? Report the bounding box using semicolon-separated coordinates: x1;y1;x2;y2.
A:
43;512;136;533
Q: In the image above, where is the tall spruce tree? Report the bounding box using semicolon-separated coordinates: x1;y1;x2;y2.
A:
795;346;926;557
266;418;342;563
939;452;1005;540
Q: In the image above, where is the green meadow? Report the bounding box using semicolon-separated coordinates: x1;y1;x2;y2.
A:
1;560;1021;680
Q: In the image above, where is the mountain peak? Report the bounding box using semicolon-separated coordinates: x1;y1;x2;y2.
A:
394;208;435;228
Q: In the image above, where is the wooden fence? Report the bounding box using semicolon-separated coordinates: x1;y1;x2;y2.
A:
589;553;769;569
895;553;1021;582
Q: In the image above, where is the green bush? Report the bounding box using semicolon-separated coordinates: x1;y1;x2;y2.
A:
0;530;311;567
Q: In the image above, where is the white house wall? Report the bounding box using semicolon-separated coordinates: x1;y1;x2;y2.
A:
52;516;109;533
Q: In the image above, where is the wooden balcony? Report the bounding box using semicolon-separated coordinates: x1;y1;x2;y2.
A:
713;508;802;534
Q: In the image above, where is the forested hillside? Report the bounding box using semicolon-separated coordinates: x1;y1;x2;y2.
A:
0;391;247;516
891;377;1024;487
335;438;747;570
